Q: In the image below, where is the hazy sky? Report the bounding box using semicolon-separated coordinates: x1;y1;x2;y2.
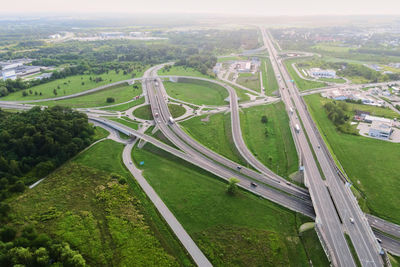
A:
2;0;400;16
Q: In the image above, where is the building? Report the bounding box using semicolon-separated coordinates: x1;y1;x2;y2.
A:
235;61;252;72
309;68;336;78
368;121;393;140
35;73;53;80
364;115;392;124
2;70;17;81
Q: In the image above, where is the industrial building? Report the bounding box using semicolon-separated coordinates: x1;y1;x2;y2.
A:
1;70;17;80
368;121;393;140
309;68;336;78
235;61;252;72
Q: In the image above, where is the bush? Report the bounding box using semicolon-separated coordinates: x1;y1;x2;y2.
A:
0;227;16;242
106;97;115;103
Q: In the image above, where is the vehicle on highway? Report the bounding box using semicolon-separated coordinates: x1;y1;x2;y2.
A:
286;181;291;186
250;182;258;187
289;107;294;114
376;238;382;243
169;116;175;124
318;145;320;149
129;161;132;165
237;166;242;170
294;124;300;133
155;112;159;117
350;218;355;224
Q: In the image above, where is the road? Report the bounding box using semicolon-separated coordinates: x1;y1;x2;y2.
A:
263;28;383;266
122;140;212;267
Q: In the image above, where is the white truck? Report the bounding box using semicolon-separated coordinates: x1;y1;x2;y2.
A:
169;117;175;124
294;124;300;133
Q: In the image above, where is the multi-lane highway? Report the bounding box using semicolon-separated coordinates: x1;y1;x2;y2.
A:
263;28;383;266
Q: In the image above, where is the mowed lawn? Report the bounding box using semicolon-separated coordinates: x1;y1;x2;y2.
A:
1;70;134;101
132;143;327;266
35;83;142;108
240;102;299;178
236;72;261;92
158;65;212;79
305;94;400;224
180;113;246;165
284;59;326;91
164;79;229;106
9;140;191;266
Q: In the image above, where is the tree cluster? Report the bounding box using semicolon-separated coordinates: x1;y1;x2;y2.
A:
0;106;95;203
0;225;85;267
323;102;357;135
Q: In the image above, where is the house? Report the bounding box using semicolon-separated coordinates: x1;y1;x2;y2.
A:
369;121;393;140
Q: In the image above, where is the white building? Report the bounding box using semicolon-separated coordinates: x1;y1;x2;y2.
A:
309;68;336;78
364;115;392;124
2;70;17;81
369;121;393;140
235;61;252;72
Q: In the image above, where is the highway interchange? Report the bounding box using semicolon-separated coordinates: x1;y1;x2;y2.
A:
1;28;400;266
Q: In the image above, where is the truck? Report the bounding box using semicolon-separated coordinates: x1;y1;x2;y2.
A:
169;117;175;124
289;107;294;114
294;124;300;133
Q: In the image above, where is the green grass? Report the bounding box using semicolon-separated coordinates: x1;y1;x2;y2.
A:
217;56;246;62
133;104;153;120
229;84;255;102
1;70;135;101
9;140;192;266
34;83;142;108
131;142;327;266
92;125;110;140
180;113;246;165
305;94;400;224
159;65;213;79
389;253;400;267
108;117;139;130
318;77;347;83
236;72;261;92
284;59;326;91
164;79;229;106
101;97;145;112
263;58;279;96
240;102;299;178
299;227;330;266
168;103;186;118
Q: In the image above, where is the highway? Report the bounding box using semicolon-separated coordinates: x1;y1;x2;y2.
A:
263;28;383;266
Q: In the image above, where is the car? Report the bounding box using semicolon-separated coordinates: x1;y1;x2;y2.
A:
376;238;382;243
318;145;320;149
129;161;132;165
350;218;354;224
237;166;242;170
250;182;258;187
286;181;291;186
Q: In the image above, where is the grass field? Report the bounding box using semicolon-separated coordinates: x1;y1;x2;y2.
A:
240;102;299;178
236;72;261;92
164;79;229;106
168;103;186;118
305;94;400;224
158;65;213;79
133;104;153;120
35;83;142;108
108;117;140;130
284;59;326;91
9;140;192;266
92;125;110;140
180;113;246;165
217;56;246;62
131;143;327;266
101;97;145;112
263;58;280;96
318;77;347;83
1;70;135;101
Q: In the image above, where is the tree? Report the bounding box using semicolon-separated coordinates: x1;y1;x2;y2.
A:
226;178;240;195
53;88;57;96
261;115;268;124
22;91;28;97
106;97;115;103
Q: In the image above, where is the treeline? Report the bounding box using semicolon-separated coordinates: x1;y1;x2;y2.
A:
175;53;217;75
0;225;85;267
0;106;95;201
323;101;358;135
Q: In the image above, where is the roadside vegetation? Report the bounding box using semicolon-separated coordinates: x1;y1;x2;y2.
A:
168;103;186;118
263;58;279;95
180;113;246;165
305;94;400;224
159;65;215;79
240;102;299;178
164;79;228;106
5;140;191;266
133;104;153;120
131;142;328;266
35;83;142;108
